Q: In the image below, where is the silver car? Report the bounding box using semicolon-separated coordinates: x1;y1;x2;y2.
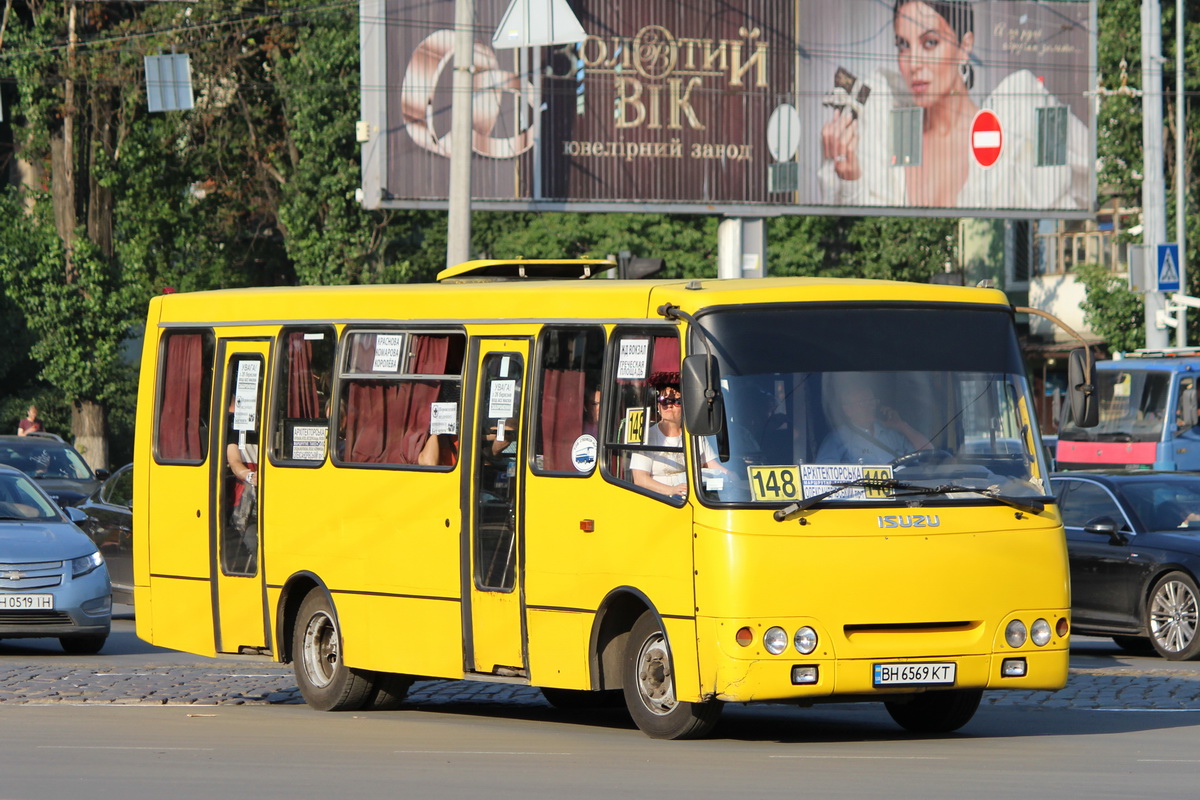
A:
0;465;112;653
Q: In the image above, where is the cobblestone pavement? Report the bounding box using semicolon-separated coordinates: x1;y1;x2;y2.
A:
1;662;1198;711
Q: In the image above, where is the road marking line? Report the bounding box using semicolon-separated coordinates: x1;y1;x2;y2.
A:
1086;708;1200;713
1138;759;1200;763
394;750;572;756
38;746;215;751
769;755;947;760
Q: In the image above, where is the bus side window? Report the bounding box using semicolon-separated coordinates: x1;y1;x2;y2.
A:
272;327;336;464
532;326;605;474
156;329;215;464
603;329;683;498
336;330;466;467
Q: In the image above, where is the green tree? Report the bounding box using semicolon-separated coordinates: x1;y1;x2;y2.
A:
1075;262;1145;353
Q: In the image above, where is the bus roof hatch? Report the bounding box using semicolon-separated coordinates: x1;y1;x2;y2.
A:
436;259;616;283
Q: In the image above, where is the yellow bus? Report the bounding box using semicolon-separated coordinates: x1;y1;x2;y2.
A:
134;261;1078;739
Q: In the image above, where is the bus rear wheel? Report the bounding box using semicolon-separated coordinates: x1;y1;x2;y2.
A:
292;590;375;711
884;689;982;734
622;610;721;740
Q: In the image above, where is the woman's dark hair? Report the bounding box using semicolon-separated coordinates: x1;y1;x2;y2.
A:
894;0;975;88
894;0;974;42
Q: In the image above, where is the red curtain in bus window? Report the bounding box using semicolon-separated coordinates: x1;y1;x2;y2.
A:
541;369;586;471
344;335;450;464
159;333;203;461
286;333;320;419
648;335;681;386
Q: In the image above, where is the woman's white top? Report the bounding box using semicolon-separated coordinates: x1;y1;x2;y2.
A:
818;69;1090;210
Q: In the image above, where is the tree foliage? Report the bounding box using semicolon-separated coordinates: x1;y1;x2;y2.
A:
1075;262;1145;354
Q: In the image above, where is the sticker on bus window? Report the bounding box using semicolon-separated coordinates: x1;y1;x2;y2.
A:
488;380;516;419
623;407;646;444
747;465;802;502
430;402;458;435
290;425;328;461
303;332;325;341
617;339;650;380
372;334;402;372
800;464;894;501
571;435;597;472
233;361;260;431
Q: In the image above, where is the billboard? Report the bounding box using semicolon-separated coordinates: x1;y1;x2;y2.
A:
360;0;1096;217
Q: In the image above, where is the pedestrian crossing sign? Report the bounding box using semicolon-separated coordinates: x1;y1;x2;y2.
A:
1157;244;1181;292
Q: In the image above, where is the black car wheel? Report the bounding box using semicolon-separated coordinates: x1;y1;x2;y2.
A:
1146;571;1200;661
60;634;107;655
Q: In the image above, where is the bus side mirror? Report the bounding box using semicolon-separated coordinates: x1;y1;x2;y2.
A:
682;354;724;436
1068;348;1098;428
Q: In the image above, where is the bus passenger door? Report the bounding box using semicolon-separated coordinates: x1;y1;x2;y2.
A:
466;341;529;675
213;341;271;654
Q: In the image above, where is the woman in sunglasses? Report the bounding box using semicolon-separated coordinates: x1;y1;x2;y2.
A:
630;381;722;500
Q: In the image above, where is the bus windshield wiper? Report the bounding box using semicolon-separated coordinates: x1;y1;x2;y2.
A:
773;478;1045;522
888;483;1046;514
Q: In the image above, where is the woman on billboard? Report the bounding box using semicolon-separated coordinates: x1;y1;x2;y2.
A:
818;0;1089;210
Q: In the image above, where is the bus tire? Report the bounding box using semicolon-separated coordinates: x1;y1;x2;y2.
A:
292;590;374;711
884;689;982;734
1146;571;1200;660
622;610;721;740
364;672;414;711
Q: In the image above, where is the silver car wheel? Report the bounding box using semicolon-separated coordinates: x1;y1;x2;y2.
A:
1149;578;1199;654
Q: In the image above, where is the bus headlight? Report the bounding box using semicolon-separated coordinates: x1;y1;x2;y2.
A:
793;626;818;654
763;627;788;655
1005;619;1028;648
1031;618;1052;646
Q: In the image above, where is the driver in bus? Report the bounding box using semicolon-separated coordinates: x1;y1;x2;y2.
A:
817;378;930;464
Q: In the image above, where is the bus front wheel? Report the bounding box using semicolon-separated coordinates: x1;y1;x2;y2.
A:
622;611;721;739
884;689;982;733
292;590;375;711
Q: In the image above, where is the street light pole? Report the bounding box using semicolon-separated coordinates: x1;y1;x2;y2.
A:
1175;0;1187;346
1143;0;1169;349
446;0;476;270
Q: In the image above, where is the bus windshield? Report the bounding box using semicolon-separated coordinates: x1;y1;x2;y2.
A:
693;305;1048;505
1058;369;1171;444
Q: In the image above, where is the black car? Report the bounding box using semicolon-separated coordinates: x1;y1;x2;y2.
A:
76;464;133;605
1052;470;1200;660
0;434;109;507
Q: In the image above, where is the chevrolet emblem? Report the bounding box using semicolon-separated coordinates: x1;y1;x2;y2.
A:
5;571;25;581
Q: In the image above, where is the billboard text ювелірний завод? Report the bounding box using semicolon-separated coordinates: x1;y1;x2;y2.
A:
360;0;1095;217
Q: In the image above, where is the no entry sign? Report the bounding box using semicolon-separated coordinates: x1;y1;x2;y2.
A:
970;109;1003;168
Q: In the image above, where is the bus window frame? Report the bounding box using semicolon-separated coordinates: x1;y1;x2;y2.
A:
529;324;607;478
267;324;338;469
330;325;467;471
153;327;216;466
599;324;688;506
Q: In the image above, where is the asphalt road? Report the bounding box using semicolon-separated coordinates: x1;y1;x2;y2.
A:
1;614;1199;799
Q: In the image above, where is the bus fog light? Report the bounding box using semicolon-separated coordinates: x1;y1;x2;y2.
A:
1031;618;1052;646
1005;619;1027;648
793;626;817;654
1001;657;1027;677
1056;617;1069;637
791;665;819;685
735;627;754;647
764;627;788;655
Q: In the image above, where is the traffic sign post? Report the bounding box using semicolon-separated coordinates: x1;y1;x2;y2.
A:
970;110;1003;169
1157;243;1181;293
